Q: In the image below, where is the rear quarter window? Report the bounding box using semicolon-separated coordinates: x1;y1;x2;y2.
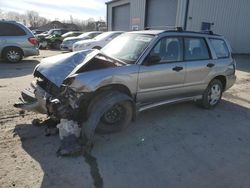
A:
0;23;26;36
210;39;230;58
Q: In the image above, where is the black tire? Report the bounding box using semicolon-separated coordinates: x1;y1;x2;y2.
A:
82;91;133;138
3;47;23;63
200;79;223;109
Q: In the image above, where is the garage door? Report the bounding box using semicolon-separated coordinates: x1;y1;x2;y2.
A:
112;4;130;31
146;0;177;28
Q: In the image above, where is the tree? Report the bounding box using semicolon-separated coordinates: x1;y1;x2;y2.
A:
26;11;39;27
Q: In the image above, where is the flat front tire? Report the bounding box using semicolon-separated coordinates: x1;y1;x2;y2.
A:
82;91;133;138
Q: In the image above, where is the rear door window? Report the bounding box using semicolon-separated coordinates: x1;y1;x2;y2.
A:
184;37;210;61
210;39;230;58
0;23;26;36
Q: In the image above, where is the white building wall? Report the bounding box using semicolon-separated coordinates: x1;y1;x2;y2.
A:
186;0;250;53
107;0;250;53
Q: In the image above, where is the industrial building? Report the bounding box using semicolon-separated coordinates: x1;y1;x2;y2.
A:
106;0;250;53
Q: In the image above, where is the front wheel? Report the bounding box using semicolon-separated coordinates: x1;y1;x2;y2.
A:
82;91;133;138
200;79;223;109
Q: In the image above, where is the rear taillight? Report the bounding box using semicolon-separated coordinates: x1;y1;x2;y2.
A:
28;37;38;45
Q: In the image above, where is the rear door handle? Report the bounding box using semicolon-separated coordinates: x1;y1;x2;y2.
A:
207;63;215;68
172;66;183;72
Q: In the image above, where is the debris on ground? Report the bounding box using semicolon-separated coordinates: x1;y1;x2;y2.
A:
57;119;81;140
31;118;44;126
19;110;25;117
56;119;82;156
32;118;60;136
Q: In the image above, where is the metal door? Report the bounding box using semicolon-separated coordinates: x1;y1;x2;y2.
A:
112;4;130;31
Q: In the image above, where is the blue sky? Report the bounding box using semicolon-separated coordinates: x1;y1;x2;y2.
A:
0;0;107;21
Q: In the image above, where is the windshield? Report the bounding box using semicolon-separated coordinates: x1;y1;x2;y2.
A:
94;32;113;41
101;33;154;64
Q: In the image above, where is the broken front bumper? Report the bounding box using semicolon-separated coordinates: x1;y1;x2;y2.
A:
14;82;49;114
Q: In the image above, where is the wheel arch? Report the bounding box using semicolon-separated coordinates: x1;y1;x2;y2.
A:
212;75;227;91
1;46;24;57
78;84;136;122
95;84;133;98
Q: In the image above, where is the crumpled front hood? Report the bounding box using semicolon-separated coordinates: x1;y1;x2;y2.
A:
34;50;96;86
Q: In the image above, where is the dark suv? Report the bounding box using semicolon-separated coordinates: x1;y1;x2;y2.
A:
0;21;39;63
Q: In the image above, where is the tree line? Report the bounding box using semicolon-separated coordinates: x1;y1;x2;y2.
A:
0;9;106;31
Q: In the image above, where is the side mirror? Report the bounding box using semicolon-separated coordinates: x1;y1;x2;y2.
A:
146;54;161;65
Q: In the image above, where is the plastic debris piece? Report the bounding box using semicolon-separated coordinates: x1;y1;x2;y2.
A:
57;119;81;140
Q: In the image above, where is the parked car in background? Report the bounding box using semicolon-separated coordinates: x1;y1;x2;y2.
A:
36;29;70;49
61;31;83;39
15;29;236;141
32;29;46;35
72;31;123;51
60;31;102;51
44;31;83;49
0;20;39;63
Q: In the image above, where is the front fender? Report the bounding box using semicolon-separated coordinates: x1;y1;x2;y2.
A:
68;65;140;95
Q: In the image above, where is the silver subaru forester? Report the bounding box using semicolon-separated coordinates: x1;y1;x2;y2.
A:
15;29;236;142
0;20;39;63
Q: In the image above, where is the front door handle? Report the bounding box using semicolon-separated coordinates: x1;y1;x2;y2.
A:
207;63;215;68
172;66;183;72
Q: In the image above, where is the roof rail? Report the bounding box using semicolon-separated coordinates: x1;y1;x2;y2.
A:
201;30;214;35
145;26;183;32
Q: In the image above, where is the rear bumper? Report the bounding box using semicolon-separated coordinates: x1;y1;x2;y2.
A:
23;47;39;57
225;74;236;90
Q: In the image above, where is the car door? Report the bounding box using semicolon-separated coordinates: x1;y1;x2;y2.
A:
137;37;186;103
183;37;214;96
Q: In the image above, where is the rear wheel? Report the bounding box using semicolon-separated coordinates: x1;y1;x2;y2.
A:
200;79;223;109
3;47;23;63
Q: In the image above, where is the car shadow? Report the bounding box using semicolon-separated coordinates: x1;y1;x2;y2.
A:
14;99;250;188
0;59;40;79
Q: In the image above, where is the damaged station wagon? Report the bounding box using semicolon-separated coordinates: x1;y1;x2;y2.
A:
15;29;236;142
